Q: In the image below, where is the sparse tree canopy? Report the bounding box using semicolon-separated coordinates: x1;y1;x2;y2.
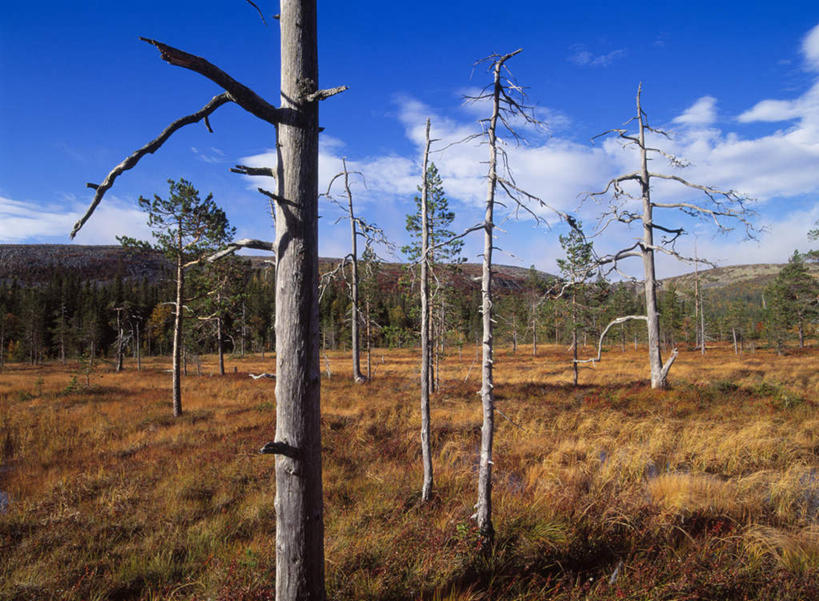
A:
589;84;756;389
120;178;234;417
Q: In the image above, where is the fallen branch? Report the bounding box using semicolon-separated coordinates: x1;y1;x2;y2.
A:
249;372;276;380
575;315;648;364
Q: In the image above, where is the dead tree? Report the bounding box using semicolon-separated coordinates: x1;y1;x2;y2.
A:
69;2;344;598
113;305;126;372
419;118;434;501
466;49;571;543
588;84;754;389
323;160;388;383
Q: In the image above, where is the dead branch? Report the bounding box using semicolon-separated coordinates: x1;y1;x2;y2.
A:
207;238;275;262
304;86;349;102
71;93;233;238
250;372;276;380
574;315;648;364
231;164;276;178
140;37;284;124
244;0;267;24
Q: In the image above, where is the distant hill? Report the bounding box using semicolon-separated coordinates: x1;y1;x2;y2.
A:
1;245;815;299
661;262;819;302
0;244;551;291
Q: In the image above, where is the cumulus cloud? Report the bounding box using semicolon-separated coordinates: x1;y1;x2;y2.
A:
803;23;819;71
673;96;717;126
0;195;152;244
237;23;819;271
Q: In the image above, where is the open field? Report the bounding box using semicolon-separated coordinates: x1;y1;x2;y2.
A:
1;344;818;600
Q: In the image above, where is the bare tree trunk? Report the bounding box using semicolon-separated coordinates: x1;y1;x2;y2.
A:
572;290;578;387
172;253;183;416
419;119;434;502
365;298;372;380
60;304;66;365
240;301;246;358
532;302;538;356
274;2;326;598
115;307;124;372
512;318;518;353
217;315;225;376
636;90;672;390
136;321;141;371
342;158;366;383
475;52;520;544
732;327;738;355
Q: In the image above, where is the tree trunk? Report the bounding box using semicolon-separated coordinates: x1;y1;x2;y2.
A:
116;308;124;372
365;298;372;380
60;305;66;365
477;56;510;544
420;118;434;502
572;290;578;387
532;304;538;356
172;252;183;416
241;301;246;358
274;2;326;598
637;89;670;390
343;158;365;383
732;327;738;355
217;315;225;376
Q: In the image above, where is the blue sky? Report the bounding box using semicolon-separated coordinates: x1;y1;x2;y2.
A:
2;1;819;276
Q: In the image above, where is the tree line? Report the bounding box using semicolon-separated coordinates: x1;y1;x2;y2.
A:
2;237;814;370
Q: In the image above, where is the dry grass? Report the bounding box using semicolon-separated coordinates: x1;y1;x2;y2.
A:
1;344;817;600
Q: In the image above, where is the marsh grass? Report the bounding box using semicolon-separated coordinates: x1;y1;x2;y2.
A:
0;344;817;600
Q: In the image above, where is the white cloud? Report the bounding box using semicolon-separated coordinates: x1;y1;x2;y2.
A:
191;146;226;164
238;24;819;273
673;96;717;126
0;195;152;244
802;23;819;71
568;45;625;67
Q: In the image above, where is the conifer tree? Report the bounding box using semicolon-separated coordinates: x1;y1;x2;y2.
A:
119;178;234;416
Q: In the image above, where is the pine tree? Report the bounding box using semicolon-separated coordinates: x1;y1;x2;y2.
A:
765;251;818;351
557;223;594;386
119;178;234;416
402;162;463;264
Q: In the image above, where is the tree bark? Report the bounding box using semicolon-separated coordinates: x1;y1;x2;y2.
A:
572;290;578;387
636;89;670;390
274;2;326;598
342;159;365;383
115;308;124;372
475;53;517;544
420;118;434;502
217;315;225;376
172;252;183;416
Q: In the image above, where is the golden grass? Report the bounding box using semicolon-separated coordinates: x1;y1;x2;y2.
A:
1;343;817;600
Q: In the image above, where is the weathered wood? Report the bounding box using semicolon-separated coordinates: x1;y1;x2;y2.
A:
172;250;183;417
71;93;232;238
420;118;434;502
274;2;326;599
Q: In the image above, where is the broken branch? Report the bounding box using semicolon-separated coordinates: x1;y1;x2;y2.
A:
71;92;233;238
140;37;283;125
